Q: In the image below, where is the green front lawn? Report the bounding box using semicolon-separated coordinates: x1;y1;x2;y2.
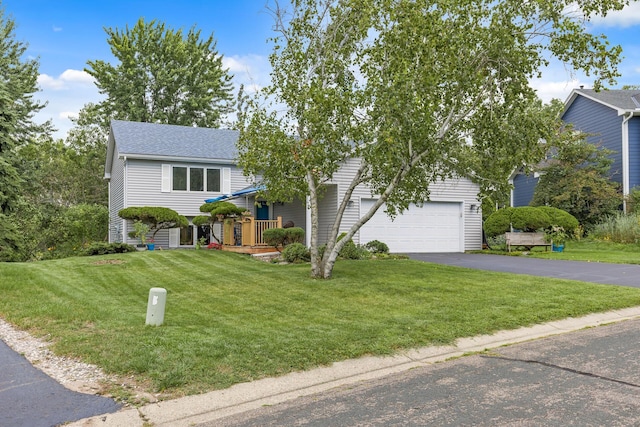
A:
1;249;639;399
516;240;640;264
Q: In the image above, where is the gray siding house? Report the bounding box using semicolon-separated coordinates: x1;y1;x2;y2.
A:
512;88;640;206
105;120;483;253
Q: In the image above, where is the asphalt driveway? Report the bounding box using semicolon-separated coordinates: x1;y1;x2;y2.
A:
407;253;640;288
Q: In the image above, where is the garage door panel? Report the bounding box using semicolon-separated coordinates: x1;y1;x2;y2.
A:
360;199;462;253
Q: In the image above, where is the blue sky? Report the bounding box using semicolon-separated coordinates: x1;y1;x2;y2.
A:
3;0;640;139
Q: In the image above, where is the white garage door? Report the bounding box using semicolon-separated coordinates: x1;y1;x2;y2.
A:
360;199;462;253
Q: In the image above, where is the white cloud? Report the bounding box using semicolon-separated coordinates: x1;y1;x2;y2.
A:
34;69;103;139
589;2;640;28
223;54;271;94
38;69;95;90
59;111;78;120
530;78;587;103
52;25;62;32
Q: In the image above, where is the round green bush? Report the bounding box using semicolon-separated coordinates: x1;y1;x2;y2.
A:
484;207;515;237
364;240;390;254
510;206;551;231
536;206;579;231
282;243;310;263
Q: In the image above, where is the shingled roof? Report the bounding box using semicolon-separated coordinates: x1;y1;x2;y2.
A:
567;88;640;112
109;120;239;161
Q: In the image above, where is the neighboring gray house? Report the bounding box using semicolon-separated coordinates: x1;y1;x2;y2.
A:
105;120;483;253
512;88;640;207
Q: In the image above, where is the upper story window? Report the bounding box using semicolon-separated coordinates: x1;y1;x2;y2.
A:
172;166;220;192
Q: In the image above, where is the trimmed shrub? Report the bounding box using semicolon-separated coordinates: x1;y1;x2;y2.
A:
364;240;390;254
537;206;579;232
510;206;551;231
263;227;305;248
284;227;305;244
282;243;310;263
83;242;136;256
484;207;515;237
263;228;286;247
484;206;572;237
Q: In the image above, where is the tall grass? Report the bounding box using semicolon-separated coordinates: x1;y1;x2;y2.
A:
591;212;640;243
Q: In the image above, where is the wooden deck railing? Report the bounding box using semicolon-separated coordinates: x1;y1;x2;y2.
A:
223;216;282;246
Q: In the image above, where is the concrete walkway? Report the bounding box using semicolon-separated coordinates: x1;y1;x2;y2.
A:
407;253;640;287
69;306;640;427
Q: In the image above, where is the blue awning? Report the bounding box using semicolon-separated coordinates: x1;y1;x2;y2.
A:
204;185;265;203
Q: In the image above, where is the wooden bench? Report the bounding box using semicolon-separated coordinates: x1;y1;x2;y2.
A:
505;232;551;252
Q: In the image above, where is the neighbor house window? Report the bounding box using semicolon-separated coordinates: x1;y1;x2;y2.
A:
172;166;221;192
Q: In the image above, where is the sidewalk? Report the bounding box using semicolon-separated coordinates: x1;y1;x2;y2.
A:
69;306;640;427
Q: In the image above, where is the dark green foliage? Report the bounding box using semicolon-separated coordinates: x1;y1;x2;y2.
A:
200;201;245;217
484;206;573;237
511;206;551;231
483;207;515;237
536;206;579;232
625;186;640;215
284;227;305;244
282;242;310;263
0;8;48;218
118;206;188;238
192;215;210;227
337;233;368;260
364;240;389;254
531;134;621;229
263;228;286;247
263;227;305;248
84;242;135;256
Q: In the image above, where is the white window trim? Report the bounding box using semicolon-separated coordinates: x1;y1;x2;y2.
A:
162;164;229;193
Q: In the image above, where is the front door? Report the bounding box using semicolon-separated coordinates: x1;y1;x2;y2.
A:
256;202;269;220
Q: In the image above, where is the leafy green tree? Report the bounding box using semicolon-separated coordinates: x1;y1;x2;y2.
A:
237;0;626;278
531;132;621;229
86;18;234;127
64;104;109;206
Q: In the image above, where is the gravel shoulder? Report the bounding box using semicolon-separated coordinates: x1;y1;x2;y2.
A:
0;317;112;395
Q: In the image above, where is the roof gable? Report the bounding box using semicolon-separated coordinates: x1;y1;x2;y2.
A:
110;120;239;161
564;89;640;116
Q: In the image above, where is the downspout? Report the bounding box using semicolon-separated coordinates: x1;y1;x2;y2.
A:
123;156;128;243
622;112;633;212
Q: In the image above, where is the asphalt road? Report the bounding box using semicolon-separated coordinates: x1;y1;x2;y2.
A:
210;317;640;426
0;339;120;427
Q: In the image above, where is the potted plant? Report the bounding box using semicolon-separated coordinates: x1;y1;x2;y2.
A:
129;220;150;251
545;225;567;252
147;238;155;251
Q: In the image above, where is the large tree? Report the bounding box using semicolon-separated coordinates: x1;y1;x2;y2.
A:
237;0;627;279
531;131;621;229
86;18;234;127
0;5;48;214
0;6;50;261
